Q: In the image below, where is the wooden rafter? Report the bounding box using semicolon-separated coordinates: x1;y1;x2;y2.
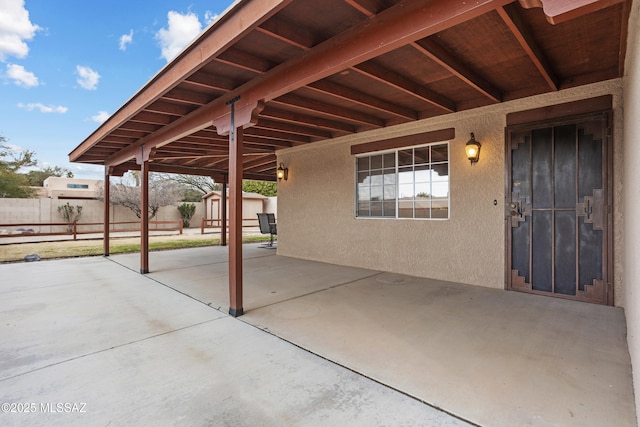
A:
498;4;559;91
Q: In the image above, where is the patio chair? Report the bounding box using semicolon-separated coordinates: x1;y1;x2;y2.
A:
257;213;277;248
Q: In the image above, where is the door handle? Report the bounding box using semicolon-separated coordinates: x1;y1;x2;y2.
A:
510;202;523;218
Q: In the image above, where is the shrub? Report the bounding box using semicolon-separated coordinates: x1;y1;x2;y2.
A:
177;203;196;228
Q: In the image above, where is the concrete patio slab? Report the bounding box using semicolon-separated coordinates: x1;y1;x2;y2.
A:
107;244;635;426
244;271;636;427
0;254;469;426
112;244;377;311
0;256;222;380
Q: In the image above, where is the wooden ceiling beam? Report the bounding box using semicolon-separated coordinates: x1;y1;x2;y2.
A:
307;79;418;120
342;0;383;16
143;100;194;116
260;107;356;134
412;38;502;102
353;62;456;112
254;118;333;139
273;94;386;127
161;87;212;106
246;127;310;144
257;16;317;49
216;48;274;73
184;72;237;91
129;112;174;125
498;4;559;91
118;122;161;132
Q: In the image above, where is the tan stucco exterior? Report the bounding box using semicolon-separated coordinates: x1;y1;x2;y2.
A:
42;177;101;199
623;0;640;415
277;79;625;306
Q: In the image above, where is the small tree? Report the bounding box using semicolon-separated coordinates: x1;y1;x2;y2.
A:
0;137;37;198
177;203;196;228
96;172;182;219
57;202;83;232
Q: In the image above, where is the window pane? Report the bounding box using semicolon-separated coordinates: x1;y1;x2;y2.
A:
432;181;449;198
398;167;413;184
432;144;448;162
415;183;430;199
357;202;370;217
414;146;430;164
370;201;383;216
399;183;414;199
383;184;396;200
398;149;413;166
432;206;449;219
357;171;370;184
398;201;413;218
383;170;396;185
357;184;370;201
371;155;383;170
383;201;396;217
383;153;395;168
370;170;383;186
432;163;448;179
357;157;369;170
371;185;383;201
414;167;430;183
415;206;430;218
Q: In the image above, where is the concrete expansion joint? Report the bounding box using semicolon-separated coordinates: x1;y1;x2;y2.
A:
235;315;480;427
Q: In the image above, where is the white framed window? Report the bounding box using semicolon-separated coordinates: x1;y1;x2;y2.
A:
356;142;449;219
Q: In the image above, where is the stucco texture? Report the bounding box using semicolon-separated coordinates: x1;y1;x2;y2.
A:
623;0;640;417
277;79;624;304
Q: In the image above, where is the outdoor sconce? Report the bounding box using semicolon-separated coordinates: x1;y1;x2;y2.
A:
465;133;481;165
276;162;288;181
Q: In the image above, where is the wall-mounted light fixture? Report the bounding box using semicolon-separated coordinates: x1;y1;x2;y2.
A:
465;133;481;165
276;162;288;181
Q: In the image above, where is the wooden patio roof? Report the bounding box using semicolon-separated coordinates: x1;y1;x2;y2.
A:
69;0;631;181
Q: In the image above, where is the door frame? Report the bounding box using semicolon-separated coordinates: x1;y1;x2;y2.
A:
504;96;614;305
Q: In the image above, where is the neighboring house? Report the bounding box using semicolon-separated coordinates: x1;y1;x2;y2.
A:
202;191;270;227
67;0;640;416
42;177;101;199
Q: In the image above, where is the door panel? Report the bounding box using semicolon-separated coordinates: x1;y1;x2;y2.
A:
506;113;611;305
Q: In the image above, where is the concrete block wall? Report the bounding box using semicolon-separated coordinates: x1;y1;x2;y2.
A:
0;199;206;233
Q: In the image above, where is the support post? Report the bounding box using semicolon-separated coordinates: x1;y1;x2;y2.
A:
134;145;154;274
140;158;150;274
103;169;110;256
221;174;228;247
227;98;243;317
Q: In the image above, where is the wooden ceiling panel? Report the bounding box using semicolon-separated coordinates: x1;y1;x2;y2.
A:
69;0;630;182
520;3;626;79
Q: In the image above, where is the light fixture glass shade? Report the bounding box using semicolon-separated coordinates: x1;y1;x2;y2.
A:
276;162;288;181
465;133;481;164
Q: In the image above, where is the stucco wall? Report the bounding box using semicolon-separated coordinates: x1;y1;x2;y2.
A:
623;0;640;417
277;79;624;305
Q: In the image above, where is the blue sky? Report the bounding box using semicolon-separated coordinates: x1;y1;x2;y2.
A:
1;0;234;180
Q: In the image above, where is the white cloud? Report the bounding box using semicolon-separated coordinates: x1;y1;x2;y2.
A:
156;11;202;63
119;29;133;51
76;65;100;90
6;63;38;87
91;111;110;123
204;11;219;25
17;102;67;113
0;0;41;61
